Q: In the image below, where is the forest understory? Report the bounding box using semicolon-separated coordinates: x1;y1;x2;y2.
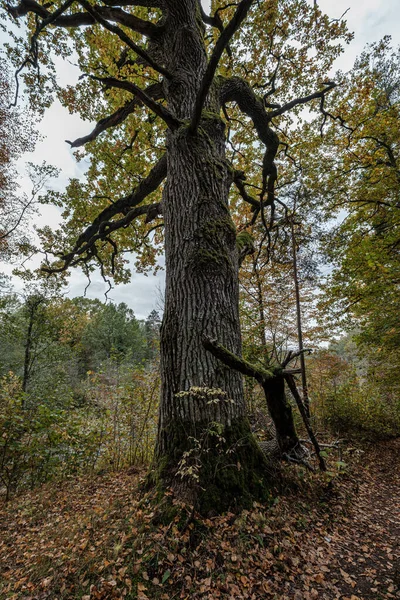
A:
1;437;399;600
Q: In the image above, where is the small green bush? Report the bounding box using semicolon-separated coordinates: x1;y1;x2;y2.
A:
0;373;103;500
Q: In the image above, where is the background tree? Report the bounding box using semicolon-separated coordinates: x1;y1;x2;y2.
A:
297;38;400;414
0;54;58;272
273;37;400;437
0;57;32;255
81;301;148;365
4;0;351;511
234;181;324;461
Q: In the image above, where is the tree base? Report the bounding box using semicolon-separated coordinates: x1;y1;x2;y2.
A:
151;416;275;516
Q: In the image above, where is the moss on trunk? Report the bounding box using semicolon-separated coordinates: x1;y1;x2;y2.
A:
153;409;272;515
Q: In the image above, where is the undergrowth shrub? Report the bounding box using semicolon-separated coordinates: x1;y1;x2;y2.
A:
308;351;400;439
83;360;160;469
0;363;160;500
0;373;102;500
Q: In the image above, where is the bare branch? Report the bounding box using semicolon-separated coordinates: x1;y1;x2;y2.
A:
84;74;180;129
267;82;337;119
198;1;232;57
190;0;255;134
45;202;162;274
78;154;166;242
0;194;35;241
282;348;312;368
66;83;163;148
285;373;326;471
233;171;260;210
220;76;279;203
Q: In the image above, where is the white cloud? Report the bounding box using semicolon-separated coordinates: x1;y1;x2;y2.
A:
319;0;400;69
66;265;166;320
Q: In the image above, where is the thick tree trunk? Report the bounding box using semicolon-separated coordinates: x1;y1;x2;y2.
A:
159;119;245;450
154;1;269;513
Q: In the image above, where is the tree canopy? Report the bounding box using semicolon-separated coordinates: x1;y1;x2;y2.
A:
2;0;350;279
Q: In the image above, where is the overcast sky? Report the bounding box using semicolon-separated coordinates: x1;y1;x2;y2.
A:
1;0;399;318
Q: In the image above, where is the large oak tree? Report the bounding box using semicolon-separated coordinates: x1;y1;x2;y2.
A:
4;0;350;510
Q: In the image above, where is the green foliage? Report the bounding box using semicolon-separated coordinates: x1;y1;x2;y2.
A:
296;38;400;388
308;347;400;440
1;0;352;278
0;372;103;500
83;361;160;469
0;288;161;499
0;361;160;501
2;0;398;508
0;55;58;266
271;38;400;438
81;301;149;366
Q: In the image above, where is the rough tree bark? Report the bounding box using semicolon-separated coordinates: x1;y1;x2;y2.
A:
155;1;270;512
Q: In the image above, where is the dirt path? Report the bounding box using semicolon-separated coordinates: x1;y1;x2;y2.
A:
309;439;400;600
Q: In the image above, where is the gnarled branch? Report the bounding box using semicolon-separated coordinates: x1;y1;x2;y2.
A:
77;154;166;245
7;0;161;36
282;348;312;368
267;82;337;119
44;155;167;274
220;76;279;203
203;337;326;471
77;0;170;77
45;202;162;274
233;170;260;210
202;336;275;383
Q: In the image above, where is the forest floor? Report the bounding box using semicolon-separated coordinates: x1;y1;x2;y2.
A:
0;438;399;600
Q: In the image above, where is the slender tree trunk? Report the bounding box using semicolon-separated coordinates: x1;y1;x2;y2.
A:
155;1;269;513
250;258;300;454
22;304;35;396
290;216;311;418
253;260;269;364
